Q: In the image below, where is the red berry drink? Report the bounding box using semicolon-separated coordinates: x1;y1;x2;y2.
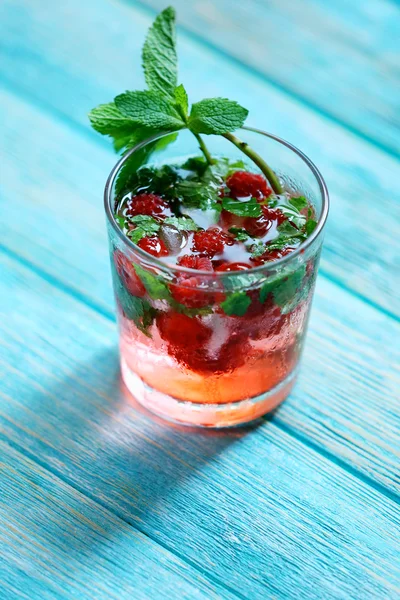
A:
105;129;328;427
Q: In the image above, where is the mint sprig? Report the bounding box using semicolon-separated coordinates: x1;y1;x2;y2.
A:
89;7;282;194
89;102;136;137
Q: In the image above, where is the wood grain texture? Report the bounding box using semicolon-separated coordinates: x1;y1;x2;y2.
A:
0;253;399;599
0;440;239;600
0;0;399;317
142;0;400;156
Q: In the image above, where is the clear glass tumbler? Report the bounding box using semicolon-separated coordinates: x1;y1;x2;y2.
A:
105;128;329;427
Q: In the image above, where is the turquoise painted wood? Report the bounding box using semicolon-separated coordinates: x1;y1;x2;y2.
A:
0;440;238;600
0;256;399;598
0;0;399;598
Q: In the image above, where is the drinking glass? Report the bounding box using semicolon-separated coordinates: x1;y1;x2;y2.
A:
105;127;329;427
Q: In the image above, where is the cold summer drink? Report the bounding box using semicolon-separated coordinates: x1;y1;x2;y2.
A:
91;8;328;426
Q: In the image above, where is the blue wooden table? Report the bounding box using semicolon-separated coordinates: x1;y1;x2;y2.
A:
0;1;399;598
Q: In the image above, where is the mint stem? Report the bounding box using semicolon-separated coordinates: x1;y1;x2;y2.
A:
193;132;215;165
222;132;283;193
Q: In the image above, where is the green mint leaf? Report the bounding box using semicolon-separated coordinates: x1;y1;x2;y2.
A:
128;215;161;243
222;197;262;217
221;291;251;316
264;221;306;250
176;179;220;210
111;263;157;335
270;195;306;228
142;6;177;98
174;84;189;118
134;265;172;301
259;266;306;307
222;271;265;292
181;156;208;176
188;98;249;135
89;103;146;153
289;196;308;211
113;133;138;153
118;164;180;200
115;90;185;131
229;227;251;242
129;230;146;244
115;215;126;230
146;164;181;198
115;147;153;198
181;156;246;181
211;157;248;179
305;219;317;236
173;304;214;318
249;220;307;256
88;102;136;135
263;225;305;252
250;240;266;258
115;132;178;198
129;214;160;227
164;216;199;231
114;127;159;196
140;302;159;333
277;220;301;236
264;237;299;252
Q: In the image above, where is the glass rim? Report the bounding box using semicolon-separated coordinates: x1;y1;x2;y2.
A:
104;126;329;276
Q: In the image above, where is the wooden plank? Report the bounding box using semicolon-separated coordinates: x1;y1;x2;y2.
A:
0;253;399;598
0;0;399;317
142;0;400;156
0;440;239;600
0;86;399;495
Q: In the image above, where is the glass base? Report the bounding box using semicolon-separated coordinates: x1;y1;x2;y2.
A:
121;357;297;428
